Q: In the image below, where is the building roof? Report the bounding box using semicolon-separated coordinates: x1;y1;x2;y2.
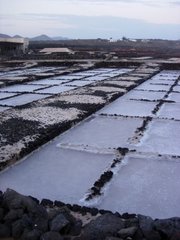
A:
39;48;74;54
0;37;28;44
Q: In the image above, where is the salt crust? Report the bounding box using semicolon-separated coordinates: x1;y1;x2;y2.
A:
53;94;106;104
89;86;126;93
10;107;84;126
0;135;39;163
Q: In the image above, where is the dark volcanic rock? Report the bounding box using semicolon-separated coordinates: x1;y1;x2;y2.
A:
0;207;4;221
0;223;11;238
138;214;161;240
0;190;3;206
12;219;25;239
154;218;180;239
3;189;48;232
4;208;24;223
50;213;70;232
3;188;37;210
32;204;48;232
41;199;54;207
21;229;42;240
40;231;63;240
171;232;180;240
81;213;125;240
0;118;41;146
69;219;82;236
117;226;138;238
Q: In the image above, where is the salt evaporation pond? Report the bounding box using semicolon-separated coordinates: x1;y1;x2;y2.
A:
65;80;95;87
0;92;18;100
0;148;113;204
0;69;180;219
99;99;156;117
157;103;180;120
0;84;45;93
167;92;180;103
58;116;142;150
35;85;76;94
27;79;70;85
99;156;180;219
136;82;171;91
0;93;51;107
137;119;180;156
122;89;166;101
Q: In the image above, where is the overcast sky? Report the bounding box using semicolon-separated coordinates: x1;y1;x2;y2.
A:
0;0;180;39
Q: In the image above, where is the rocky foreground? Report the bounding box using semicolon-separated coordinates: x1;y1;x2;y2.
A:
0;189;180;240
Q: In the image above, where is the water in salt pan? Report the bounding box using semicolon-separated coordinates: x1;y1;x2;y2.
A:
35;85;75;94
71;72;97;77
157;103;180;120
136;82;171;91
0;84;45;93
0;93;51;107
55;75;84;80
149;79;175;85
173;85;180;92
27;79;70;85
0;92;18;100
121;90;166;101
98;156;180;219
65;80;95;87
167;92;180;103
85;76;109;81
0;148;113;204
137;119;180;156
58;116;142;150
99;99;156;117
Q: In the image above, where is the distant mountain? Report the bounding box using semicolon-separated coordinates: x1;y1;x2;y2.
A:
0;33;11;38
30;34;53;41
30;34;69;41
13;35;23;38
0;33;69;41
52;36;69;40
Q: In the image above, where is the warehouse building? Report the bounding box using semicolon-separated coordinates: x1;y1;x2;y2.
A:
0;38;29;56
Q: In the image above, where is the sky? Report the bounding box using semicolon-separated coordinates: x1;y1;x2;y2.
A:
0;0;180;40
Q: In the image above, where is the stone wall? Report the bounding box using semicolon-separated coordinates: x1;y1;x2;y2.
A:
0;189;180;240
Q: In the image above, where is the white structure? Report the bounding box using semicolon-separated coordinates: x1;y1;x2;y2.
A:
0;38;29;55
39;48;74;55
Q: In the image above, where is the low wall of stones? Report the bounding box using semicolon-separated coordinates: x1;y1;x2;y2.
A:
0;189;179;240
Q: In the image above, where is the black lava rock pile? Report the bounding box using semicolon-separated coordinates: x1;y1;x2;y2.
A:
0;189;180;240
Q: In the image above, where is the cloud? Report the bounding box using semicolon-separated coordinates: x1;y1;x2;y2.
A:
1;13;179;40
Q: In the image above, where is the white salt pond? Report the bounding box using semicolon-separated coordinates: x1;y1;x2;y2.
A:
65;80;95;87
99;99;156;117
0;70;180;219
173;85;180;92
0;92;18;100
167;92;180;103
0;148;113;204
122;90;166;101
0;84;45;93
149;79;175;85
27;79;70;85
0;93;51;107
136;82;171;91
137;119;180;156
55;75;84;80
58;116;142;150
98;156;180;219
157;103;180;120
84;76;109;81
35;85;76;94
